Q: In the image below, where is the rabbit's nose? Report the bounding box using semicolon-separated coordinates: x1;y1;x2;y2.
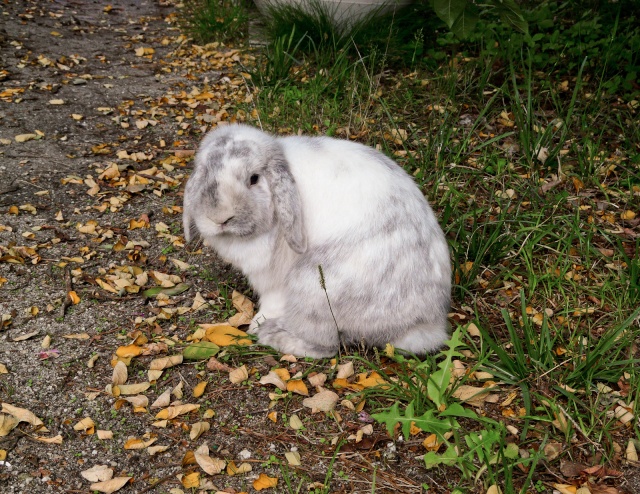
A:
221;216;234;226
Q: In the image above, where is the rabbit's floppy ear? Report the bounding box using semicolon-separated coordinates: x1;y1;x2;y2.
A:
267;152;307;254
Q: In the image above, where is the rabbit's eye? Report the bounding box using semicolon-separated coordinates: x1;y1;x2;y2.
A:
249;174;260;186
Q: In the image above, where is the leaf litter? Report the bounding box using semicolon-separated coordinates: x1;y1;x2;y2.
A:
0;1;638;493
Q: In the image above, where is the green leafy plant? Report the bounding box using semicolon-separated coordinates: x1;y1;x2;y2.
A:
181;0;249;43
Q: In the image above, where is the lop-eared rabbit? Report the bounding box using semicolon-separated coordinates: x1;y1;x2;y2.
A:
183;124;451;358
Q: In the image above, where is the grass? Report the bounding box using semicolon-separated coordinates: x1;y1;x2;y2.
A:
180;0;640;491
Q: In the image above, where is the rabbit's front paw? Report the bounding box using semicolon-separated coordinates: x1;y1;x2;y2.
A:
256;319;336;358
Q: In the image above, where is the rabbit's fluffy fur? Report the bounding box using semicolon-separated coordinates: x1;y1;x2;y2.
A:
183;124;451;358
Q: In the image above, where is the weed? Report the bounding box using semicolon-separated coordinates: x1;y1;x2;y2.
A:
181;0;250;44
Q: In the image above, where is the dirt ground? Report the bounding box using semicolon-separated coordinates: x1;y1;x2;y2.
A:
0;1;441;493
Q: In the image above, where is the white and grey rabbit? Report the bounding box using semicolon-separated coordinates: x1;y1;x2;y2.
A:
183;124;451;358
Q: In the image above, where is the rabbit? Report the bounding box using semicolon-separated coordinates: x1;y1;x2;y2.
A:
183;124;451;358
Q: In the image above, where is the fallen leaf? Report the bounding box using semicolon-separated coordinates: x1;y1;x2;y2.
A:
285;451;301;466
74;417;95;433
336;361;354;379
253;473;278;491
183;341;220;360
2;403;44;427
302;390;339;412
155;404;199;420
181;471;200;489
194;442;226;474
15;133;37;143
90;477;132;493
289;414;303;430
81;465;113;482
259;370;287;390
112;361;128;385
227;461;252;475
97;430;113;440
148;445;170;455
203;323;252;346
229;365;248;384
150;389;171;409
124;436;157;449
149;355;183;370
193;381;207;398
190;421;210;440
116;344;143;358
286;379;309;396
0;413;19;436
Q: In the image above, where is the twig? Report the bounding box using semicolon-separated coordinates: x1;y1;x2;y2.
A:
555;402;603;451
136;473;176;494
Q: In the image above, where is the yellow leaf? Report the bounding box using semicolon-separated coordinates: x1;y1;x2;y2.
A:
286;379;309;396
71;114;83;120
357;371;389;389
267;411;277;423
116;344;143;358
34;434;63;444
68;290;81;304
253;473;278;491
123;436;157;449
621;210;636;220
203;323;252;346
49;99;64;105
227;460;252;475
181;471;200;489
73;417;95;433
112;361;128;385
193;381;207;398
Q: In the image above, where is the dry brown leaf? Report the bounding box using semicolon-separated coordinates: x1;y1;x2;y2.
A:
227;461;252;475
336;361;354;379
194;442;226;474
259;371;287;390
90;476;132;494
117;382;150;395
97;430;113;440
228;290;254;326
74;417;95;433
0;413;19;436
149;355;183;370
62;332;90;340
253;473;278;491
308;372;327;388
626;440;638;462
190;421;210;440
229;365;248;384
123;395;148;409
2;403;44;427
148;445;170;455
150;389;171;409
81;464;113;482
124;436;157;449
112;361;128;385
206;357;233;372
34;435;63;444
155;403;199;420
552;484;577;494
302;390;339;412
